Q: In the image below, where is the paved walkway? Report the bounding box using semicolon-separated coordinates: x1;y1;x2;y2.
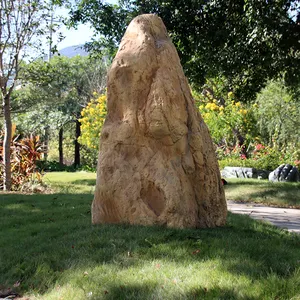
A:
227;201;300;234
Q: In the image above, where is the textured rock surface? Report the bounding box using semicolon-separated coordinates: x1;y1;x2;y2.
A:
221;166;270;179
269;164;300;182
92;14;227;228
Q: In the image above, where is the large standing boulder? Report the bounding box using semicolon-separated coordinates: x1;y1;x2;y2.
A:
92;14;227;228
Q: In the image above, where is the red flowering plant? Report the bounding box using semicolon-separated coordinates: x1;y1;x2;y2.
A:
0;128;45;191
252;143;268;160
216;144;247;160
247;142;296;171
255;144;265;151
217;141;298;171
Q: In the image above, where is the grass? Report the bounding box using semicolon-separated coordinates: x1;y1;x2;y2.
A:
0;172;300;299
44;171;97;194
224;179;300;208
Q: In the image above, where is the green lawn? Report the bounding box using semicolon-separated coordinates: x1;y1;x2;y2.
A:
224;178;300;208
0;172;300;299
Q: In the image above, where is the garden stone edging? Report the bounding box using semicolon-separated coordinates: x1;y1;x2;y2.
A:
221;166;270;179
269;164;300;182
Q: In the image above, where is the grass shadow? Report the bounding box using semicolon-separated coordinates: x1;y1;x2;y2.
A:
105;283;255;299
225;180;264;186
225;179;300;187
245;189;300;207
224;180;300;207
72;179;97;186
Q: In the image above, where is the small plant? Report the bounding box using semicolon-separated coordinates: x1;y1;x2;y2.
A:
0;129;45;191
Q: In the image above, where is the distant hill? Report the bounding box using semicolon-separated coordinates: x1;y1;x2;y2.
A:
58;45;88;58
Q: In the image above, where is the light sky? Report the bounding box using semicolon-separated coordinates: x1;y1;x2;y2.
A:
57;23;94;50
57;0;118;50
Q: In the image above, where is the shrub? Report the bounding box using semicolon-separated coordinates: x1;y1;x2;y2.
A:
218;143;300;171
193;84;259;150
0;130;45;191
36;159;97;173
255;80;300;148
79;93;107;150
36;160;73;172
80;146;98;168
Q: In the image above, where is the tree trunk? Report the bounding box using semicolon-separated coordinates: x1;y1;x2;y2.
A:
44;125;50;161
74;119;81;167
2;95;12;191
233;128;246;156
58;127;64;165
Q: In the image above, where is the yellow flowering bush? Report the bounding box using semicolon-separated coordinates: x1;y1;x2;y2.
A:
193;89;258;147
79;93;107;149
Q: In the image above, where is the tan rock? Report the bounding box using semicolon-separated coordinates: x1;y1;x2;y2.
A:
92;14;227;228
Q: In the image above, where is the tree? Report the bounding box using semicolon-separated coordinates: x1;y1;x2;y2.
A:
12;100;71;163
255;80;300;149
0;0;63;190
52;55;106;167
14;55;107;167
70;0;300;101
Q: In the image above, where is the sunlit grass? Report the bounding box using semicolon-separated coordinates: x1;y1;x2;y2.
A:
224;178;300;208
44;171;97;194
0;172;300;299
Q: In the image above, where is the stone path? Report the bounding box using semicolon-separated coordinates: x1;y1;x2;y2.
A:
227;201;300;234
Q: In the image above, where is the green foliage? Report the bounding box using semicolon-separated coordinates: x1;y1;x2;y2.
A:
13;105;69;137
14;56;107;167
36;158;97;173
70;0;300;101
192;78;300;171
47;122;75;163
19;56;106;114
0;129;45;191
43;132;98;171
79;146;98;169
36;160;76;172
18;55;107;124
218;143;300;171
255;80;300;148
